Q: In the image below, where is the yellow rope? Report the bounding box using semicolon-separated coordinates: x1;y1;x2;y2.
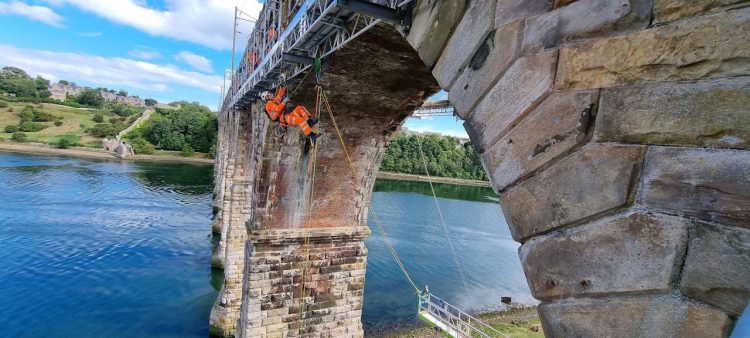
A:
320;90;421;294
297;86;323;336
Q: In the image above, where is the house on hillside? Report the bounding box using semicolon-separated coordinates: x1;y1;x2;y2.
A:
48;82;145;107
48;82;82;101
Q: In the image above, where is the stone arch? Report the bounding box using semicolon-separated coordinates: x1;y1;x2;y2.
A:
211;1;750;336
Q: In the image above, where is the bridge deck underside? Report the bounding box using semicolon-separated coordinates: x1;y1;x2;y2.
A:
254;22;439;231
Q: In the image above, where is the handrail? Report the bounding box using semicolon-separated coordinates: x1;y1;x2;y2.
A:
418;292;509;338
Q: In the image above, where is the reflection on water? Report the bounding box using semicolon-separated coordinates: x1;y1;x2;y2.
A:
0;153;530;337
0;153;218;338
363;179;533;335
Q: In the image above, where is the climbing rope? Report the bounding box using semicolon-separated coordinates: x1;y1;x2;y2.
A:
297;85;324;335
319;89;421;293
416;135;471;299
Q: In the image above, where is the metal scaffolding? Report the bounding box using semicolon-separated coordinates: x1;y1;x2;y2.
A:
221;0;414;113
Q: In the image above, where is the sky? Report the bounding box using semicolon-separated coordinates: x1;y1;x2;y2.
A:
0;0;467;137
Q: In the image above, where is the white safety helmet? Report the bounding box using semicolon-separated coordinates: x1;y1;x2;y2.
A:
260;91;272;101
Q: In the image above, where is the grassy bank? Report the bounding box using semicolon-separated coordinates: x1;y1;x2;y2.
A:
383;307;543;338
0;141;213;165
376;171;491;187
0;101;114;147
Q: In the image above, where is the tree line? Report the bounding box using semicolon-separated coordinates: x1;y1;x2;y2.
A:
0;66;157;109
125;102;218;157
381;133;487;181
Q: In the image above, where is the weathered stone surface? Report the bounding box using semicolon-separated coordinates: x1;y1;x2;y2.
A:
463;50;557;152
681;223;750;316
556;8;750;90
433;0;498;88
595;77;750;149
448;20;523;116
407;0;468;68
520;211;689;299
501;144;644;241
495;0;553;27
539;295;733;337
521;0;652;54
482;90;598;191
640;147;750;228
240;227;369;337
654;0;748;23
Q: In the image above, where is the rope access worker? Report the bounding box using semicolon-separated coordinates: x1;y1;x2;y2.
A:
261;86;320;141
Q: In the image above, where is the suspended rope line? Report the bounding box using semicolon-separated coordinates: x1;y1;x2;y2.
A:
290;68;313;98
416;136;471;299
319;90;421;294
297;85;324;335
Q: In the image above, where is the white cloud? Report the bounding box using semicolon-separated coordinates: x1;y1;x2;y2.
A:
0;44;223;93
174;50;213;73
0;1;64;27
45;0;262;50
129;49;161;60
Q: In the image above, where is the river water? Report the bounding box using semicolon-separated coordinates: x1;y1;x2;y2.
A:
0;152;532;337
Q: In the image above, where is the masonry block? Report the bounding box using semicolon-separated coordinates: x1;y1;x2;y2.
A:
449;20;523;116
680;222;750;316
520;211;689;299
463;50;557;152
640;147;750;228
556;8;750;90
482;90;598;191
595;77;750;149
407;0;467;68
495;0;554;27
521;0;652;54
501;143;644;241
432;0;498;88
539;295;733;337
654;0;749;23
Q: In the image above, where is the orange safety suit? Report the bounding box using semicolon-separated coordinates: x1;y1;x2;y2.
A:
265;87;313;136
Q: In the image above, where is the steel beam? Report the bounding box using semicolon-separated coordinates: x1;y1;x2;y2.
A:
339;0;400;23
282;53;316;65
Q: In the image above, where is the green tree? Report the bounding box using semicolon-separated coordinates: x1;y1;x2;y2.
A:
380;133;487;180
142;102;216;153
34;76;49;90
77;88;104;107
4;125;18;133
117;90;128;97
144;98;157;106
11;132;27;142
19;121;47;132
0;66;29;80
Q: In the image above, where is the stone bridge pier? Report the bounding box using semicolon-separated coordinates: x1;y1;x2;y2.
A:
211;0;750;337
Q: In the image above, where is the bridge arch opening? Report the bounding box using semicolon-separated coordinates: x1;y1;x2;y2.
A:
210;1;749;337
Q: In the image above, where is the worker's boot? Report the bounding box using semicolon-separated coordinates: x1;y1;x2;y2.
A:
307;118;318;127
309;132;322;141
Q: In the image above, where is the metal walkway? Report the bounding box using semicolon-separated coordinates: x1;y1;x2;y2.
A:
221;0;413;112
412;99;455;117
418;291;509;338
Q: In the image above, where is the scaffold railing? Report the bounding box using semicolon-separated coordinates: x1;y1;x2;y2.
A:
418;291;509;338
221;0;413;113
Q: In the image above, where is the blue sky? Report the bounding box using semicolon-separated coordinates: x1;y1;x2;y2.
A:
0;0;467;137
